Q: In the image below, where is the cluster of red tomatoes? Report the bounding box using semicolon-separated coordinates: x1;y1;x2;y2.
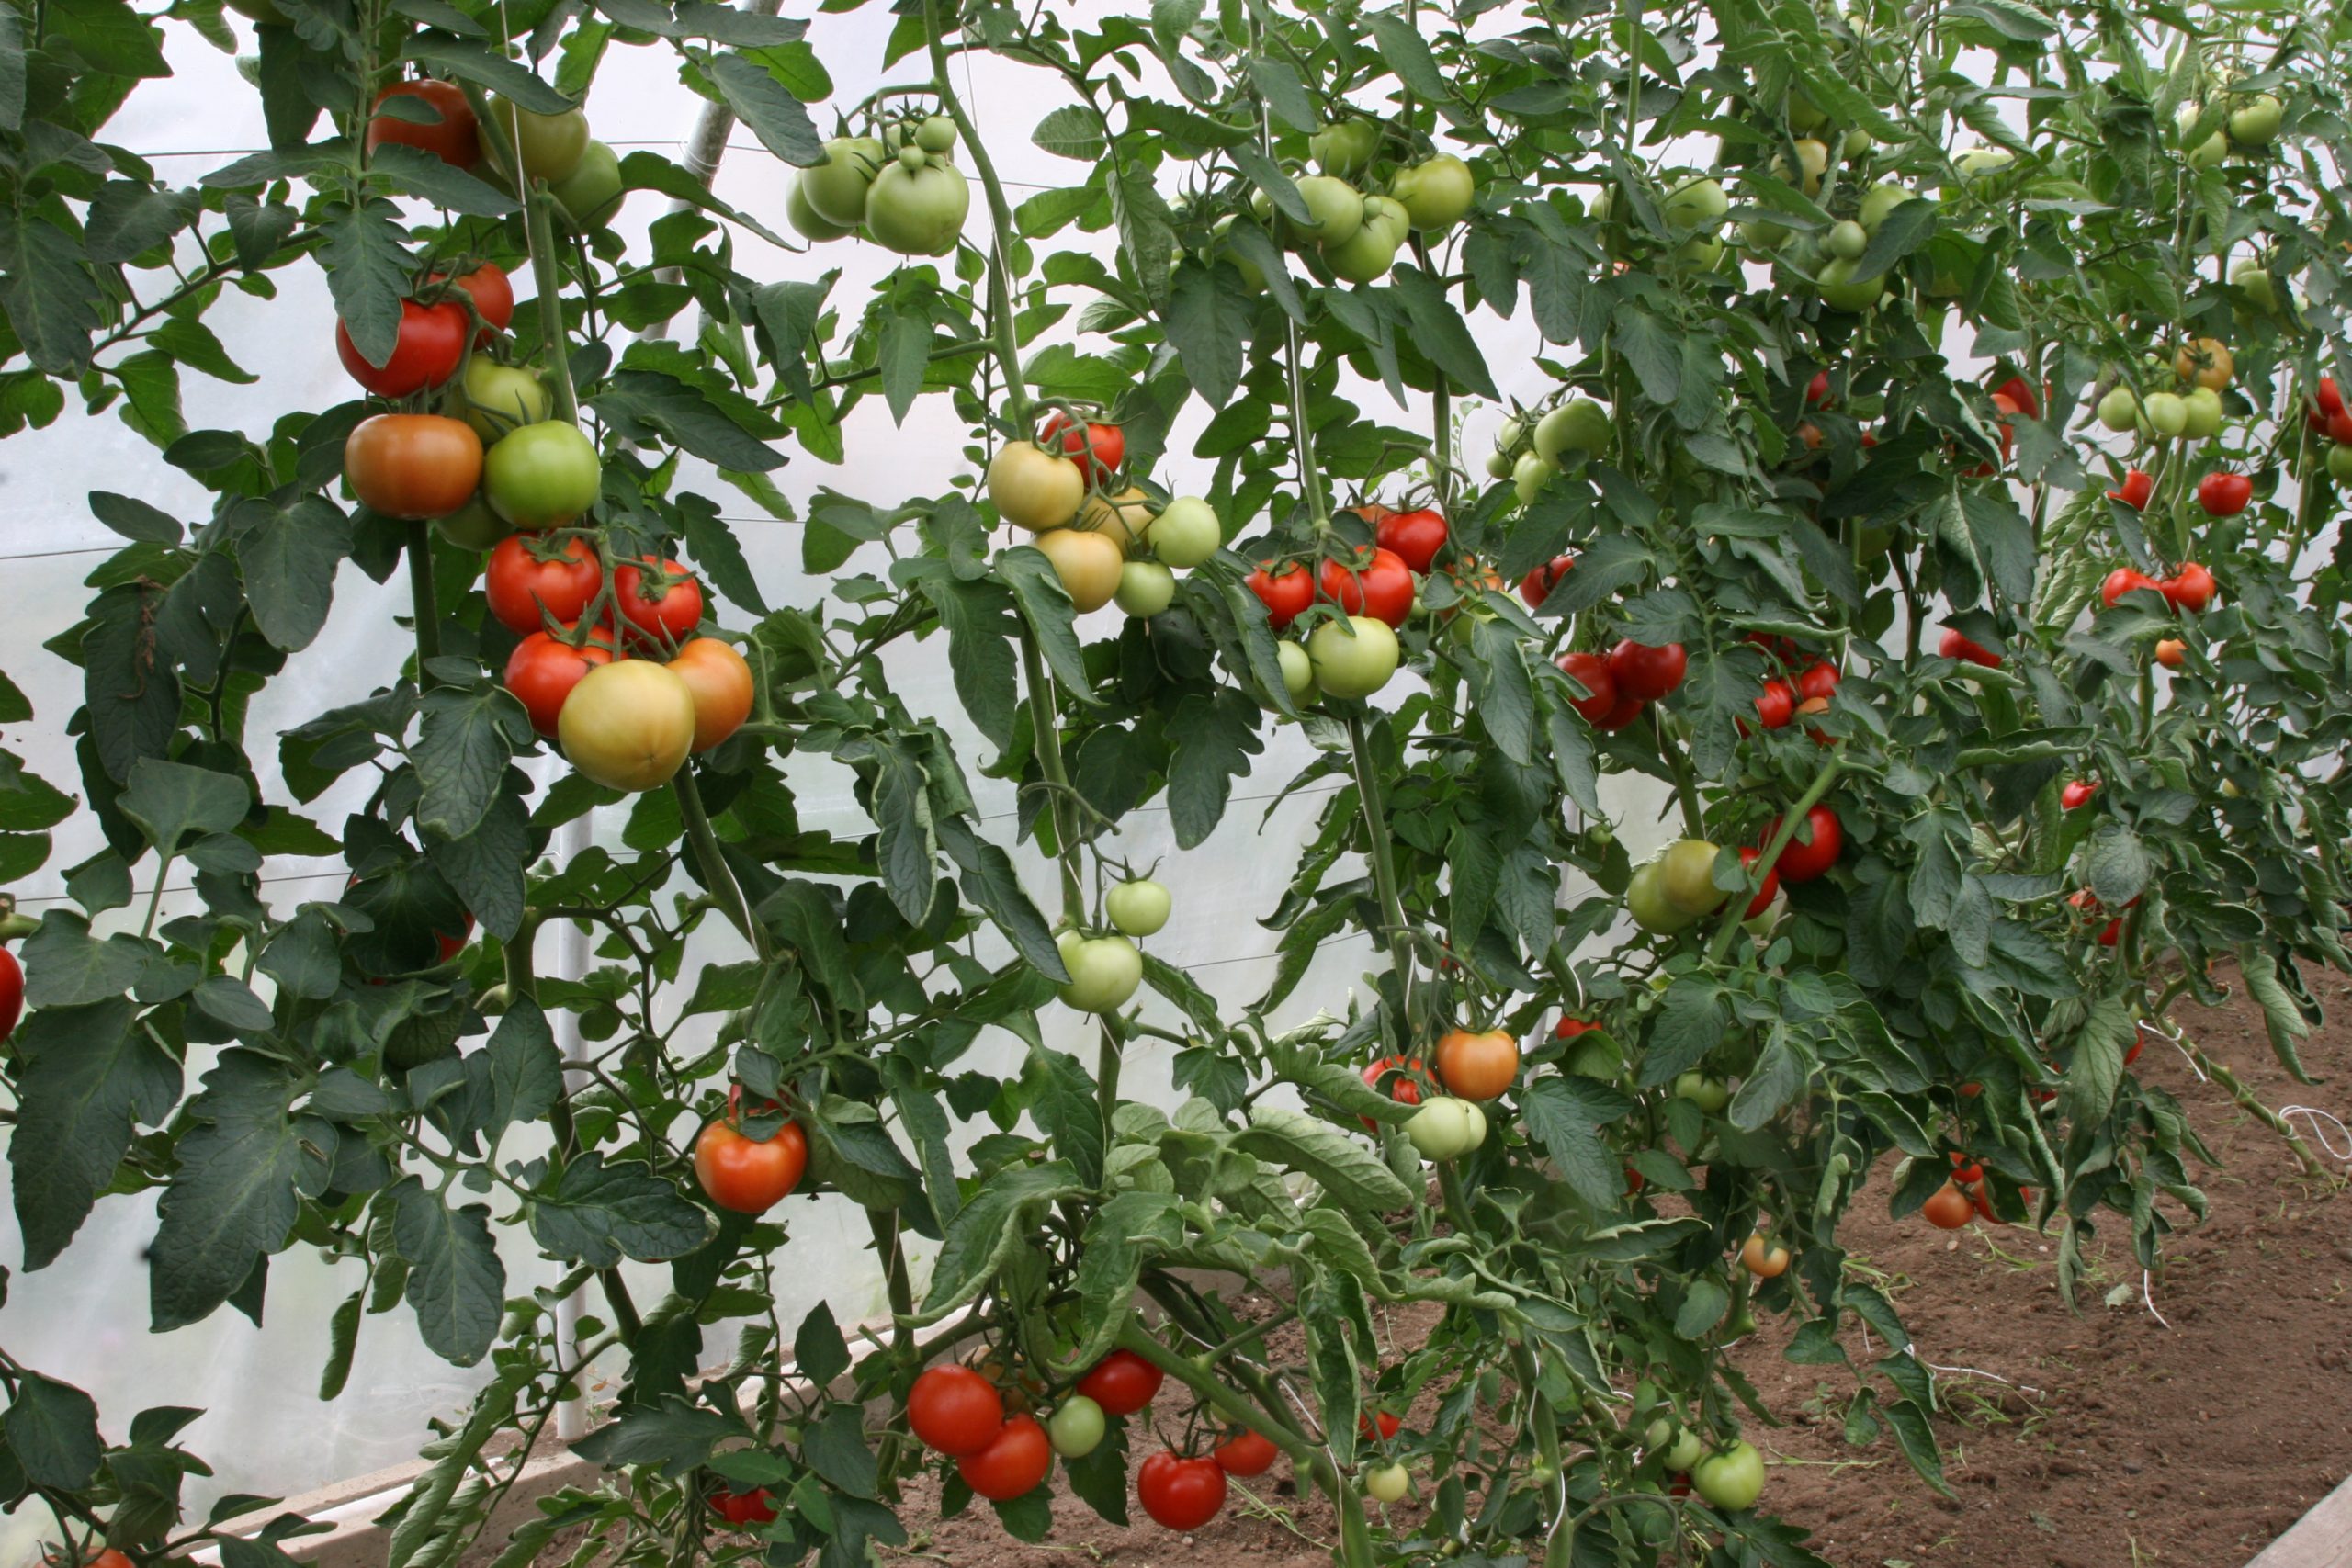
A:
1921;1151;2037;1229
2098;557;2218;671
1556;637;1688;732
1740;637;1841;738
2307;376;2352;483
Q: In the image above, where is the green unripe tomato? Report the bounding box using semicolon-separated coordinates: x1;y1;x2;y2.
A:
1056;931;1143;1013
1673;1072;1731;1113
1291;175;1366;245
1406;1097;1487;1160
453;357;550;443
1324;195;1408;283
1737;215;1789;252
788;178;856;242
1390;154;1476;231
483;421;601;529
488;97;589;183
915;114;958;153
1104;878;1171;938
1485;449;1514;479
1690;1441;1766;1511
1310;118;1381;178
1148;496;1221;568
2181;386;2223;440
1787;89;1827;133
2177;103;2224;168
435;491;512;551
1114;560;1175;617
1495;414;1525;453
1825;219;1869;261
1276;640;1317;703
1658;839;1727;916
896;142;926;173
2096;384;2140;434
1306;615;1399;700
1858;181;1915;231
2143;390;2188;438
1951;146;2014;182
1744;889;1787;934
1663;1428;1706;1472
1815;256;1887;312
1512;451;1555;506
865;155;971;256
1534;399;1613;465
1676;234;1725;271
801;136;888;227
2227;93;2281;147
1627;863;1696;934
1841;125;1873;159
2327;442;2352;483
1365;1463;1410;1504
1047;1396;1106;1458
548;140;625;231
2229;257;2278;315
1660;175;1728;230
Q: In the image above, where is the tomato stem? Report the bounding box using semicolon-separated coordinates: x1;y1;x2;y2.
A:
1018;630;1085;923
405;519;441;691
1345;711;1412;976
924;0;1030;430
674;765;774;963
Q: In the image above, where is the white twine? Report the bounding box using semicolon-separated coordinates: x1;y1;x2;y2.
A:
1925;1362;2048;1398
2142;1269;2172;1331
2278;1104;2352;1164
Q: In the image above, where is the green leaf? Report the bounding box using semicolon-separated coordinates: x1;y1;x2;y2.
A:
1611;302;1681;407
1023;1046;1104;1185
1165;689;1262;849
869;742;937;924
1636;979;1726;1087
1062;1190;1182;1373
400;35;574;113
1246;55;1318;132
368;142;521;217
1233;1106;1413;1213
922;1161;1085;1314
413;682;521;845
996;547;1097;700
914;569;1019;750
0;9;25;132
594;371;788;471
936;816;1067;983
1362;10;1452;103
708;52;823;168
1162;261;1250;411
1033;105;1106;161
803;1403;878;1497
391;1175;505;1365
316;198;413;371
1388;265;1498;399
45;0;168;76
1675;1276;1729;1338
2060;994;2134;1125
1519;1077;1635;1208
151;1052;322;1333
876;307;932;426
794;1301;852;1388
0;209;104;377
527;1152;712;1269
119;758;250;859
2;1374;103;1489
2081;821;2148;906
482;1000;562;1144
20;913;149;1008
1851;197;1939;282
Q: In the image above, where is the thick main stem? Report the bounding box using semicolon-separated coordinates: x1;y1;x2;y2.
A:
926;0;1030;427
406;519;441;689
1345;712;1411;968
1019;631;1085;921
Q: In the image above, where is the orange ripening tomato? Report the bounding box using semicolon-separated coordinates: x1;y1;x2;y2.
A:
1434;1028;1520;1100
1921;1182;1975;1229
345;414;481;521
668;638;754;751
693;1114;808;1213
1739;1233;1790;1277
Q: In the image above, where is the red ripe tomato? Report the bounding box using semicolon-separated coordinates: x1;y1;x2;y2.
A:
1375;508;1449;573
2164;561;2217;612
1247;562;1314;629
1555;651;1616;723
1753;679;1793;731
2320;377;2346;419
2100;568;2159;608
1921;1182;1975;1229
1623;1163;1645;1193
1038;413;1125;479
1990;373;2043;419
1359;1411;1402;1441
1075;1349;1163;1417
1938;628;2000;668
1318;547;1414;628
345;413;481;521
1434;1028;1519;1100
0;947;21;1043
503;626;613;737
908;1365;1005;1457
1360;1055;1427;1128
436;918;473;963
694;1115;808;1213
958;1415;1051;1502
1518;554;1574;609
336;299;469;396
1793;660;1840;703
612;556;705;645
1804;369;1830;406
1947;1150;1984;1185
435;263;515;341
1768;805;1843;883
2196;471;2252;517
1136;1452;1228;1530
711;1489;776;1526
2125;1034;2146;1067
2061;778;2098;809
1554;1016;1595;1040
1594;694;1647;731
1214;1429;1279;1476
1606;638;1686;701
485;535;602;635
2106;469;2154;509
1736;847;1780;919
2330;408;2352;445
366;79;478;168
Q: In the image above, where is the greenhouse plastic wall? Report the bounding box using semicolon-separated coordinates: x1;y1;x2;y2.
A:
0;7;1694;1551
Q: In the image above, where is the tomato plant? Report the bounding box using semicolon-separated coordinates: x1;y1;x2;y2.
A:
7;5;2352;1568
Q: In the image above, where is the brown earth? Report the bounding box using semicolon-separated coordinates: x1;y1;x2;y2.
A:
540;967;2352;1568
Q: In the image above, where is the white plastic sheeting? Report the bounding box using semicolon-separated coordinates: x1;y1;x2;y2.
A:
0;8;1681;1548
